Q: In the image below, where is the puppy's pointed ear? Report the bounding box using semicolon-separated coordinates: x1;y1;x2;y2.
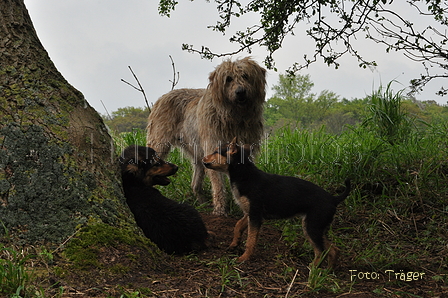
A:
125;164;139;174
228;137;238;155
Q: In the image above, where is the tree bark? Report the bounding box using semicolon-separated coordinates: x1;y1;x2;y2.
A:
0;0;134;244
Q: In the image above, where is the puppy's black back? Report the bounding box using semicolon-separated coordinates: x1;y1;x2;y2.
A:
228;153;350;222
125;186;208;254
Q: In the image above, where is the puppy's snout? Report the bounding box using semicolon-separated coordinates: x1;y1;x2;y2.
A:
202;158;212;168
162;161;178;175
202;155;216;168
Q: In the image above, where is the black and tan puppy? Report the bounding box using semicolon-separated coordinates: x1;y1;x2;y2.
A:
120;145;211;255
202;138;350;268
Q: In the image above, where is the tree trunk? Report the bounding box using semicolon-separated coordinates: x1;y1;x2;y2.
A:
0;0;134;245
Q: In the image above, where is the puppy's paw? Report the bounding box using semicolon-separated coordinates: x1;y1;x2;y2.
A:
226;244;238;252
236;254;250;263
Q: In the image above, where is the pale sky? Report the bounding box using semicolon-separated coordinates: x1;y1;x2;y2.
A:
24;0;447;115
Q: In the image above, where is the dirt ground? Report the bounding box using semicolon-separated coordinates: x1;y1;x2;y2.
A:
49;212;447;298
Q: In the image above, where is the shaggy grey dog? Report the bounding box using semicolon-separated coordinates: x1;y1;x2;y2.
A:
147;57;266;215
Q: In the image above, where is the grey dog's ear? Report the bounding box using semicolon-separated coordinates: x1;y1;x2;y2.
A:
208;69;216;84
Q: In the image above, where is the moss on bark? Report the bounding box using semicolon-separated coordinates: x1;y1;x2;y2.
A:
0;1;161;266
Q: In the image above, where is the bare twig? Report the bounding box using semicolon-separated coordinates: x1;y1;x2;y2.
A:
285;269;299;298
121;66;151;113
169;55;180;90
100;100;112;120
52;229;79;254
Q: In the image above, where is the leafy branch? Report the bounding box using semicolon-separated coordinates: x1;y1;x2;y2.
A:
159;0;448;96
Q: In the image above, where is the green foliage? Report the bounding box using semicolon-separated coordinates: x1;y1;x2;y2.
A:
264;122;447;194
264;74;340;131
0;244;33;297
158;0;178;17
265;73;314;128
156;148;202;205
159;0;447;95
307;251;340;293
265;75;448;136
259;125;340;179
402;100;448;126
114;128;148;156
363;82;417;144
207;256;244;293
103;107;149;133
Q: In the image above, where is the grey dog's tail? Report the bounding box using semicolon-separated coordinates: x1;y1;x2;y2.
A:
334;179;351;205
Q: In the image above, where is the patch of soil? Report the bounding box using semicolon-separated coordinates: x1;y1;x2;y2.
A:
52;213;447;297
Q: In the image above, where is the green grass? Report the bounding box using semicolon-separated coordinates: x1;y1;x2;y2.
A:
362;81;417;145
307;252;340;293
262;123;447;204
0;244;33;297
114;128;147;155
0;240;69;298
206;256;245;293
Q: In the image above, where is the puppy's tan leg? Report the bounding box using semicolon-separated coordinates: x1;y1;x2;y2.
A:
237;218;261;262
310;240;339;269
302;218;339;269
229;214;248;249
207;169;227;215
302;217;323;267
326;239;340;269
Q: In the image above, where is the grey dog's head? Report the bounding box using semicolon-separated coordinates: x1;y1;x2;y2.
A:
207;57;266;107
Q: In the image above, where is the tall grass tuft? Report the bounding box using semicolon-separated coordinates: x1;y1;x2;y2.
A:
0;244;33;297
114;128;147;156
362;81;415;144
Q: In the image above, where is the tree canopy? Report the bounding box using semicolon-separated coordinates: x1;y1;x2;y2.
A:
159;0;447;96
265;73;351;132
263;74;448;134
103;107;149;133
